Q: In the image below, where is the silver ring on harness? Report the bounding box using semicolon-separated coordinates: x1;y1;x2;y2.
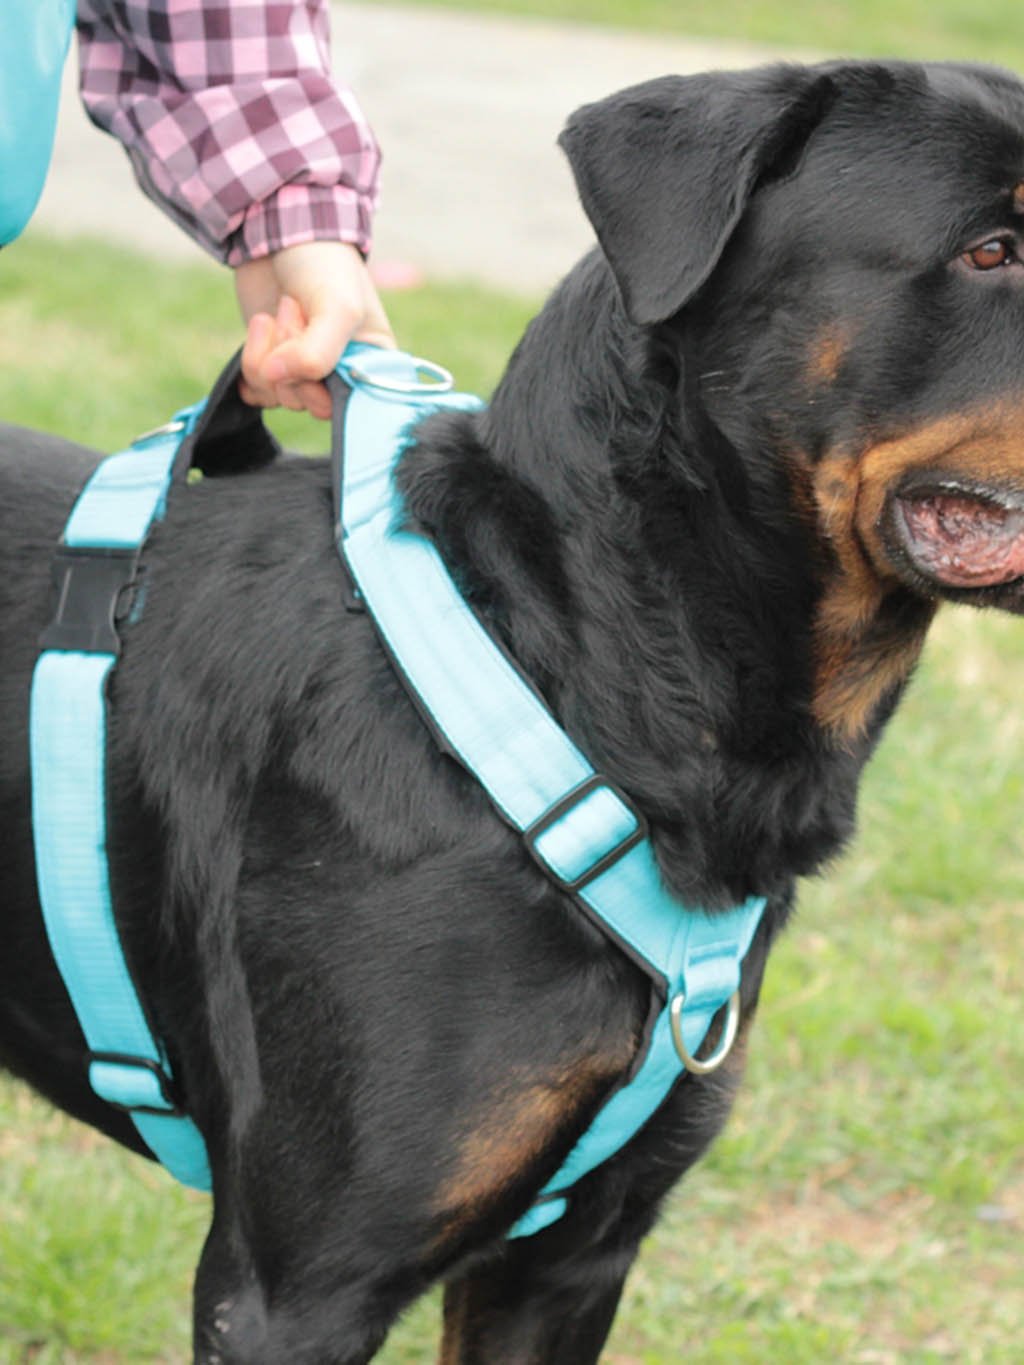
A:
344;354;454;396
669;989;741;1074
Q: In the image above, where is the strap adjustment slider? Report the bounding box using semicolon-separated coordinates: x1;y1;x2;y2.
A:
524;774;648;893
88;1052;184;1117
39;545;138;656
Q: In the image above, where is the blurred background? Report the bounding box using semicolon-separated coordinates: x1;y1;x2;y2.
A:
2;3;1023;1362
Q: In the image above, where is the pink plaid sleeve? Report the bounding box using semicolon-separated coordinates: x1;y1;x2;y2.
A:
75;0;381;265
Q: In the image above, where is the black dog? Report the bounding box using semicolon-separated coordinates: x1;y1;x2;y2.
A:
3;59;1024;1363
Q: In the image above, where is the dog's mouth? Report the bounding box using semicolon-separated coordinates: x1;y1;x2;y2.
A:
890;479;1024;590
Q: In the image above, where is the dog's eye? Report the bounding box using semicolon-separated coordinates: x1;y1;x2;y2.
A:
961;238;1017;270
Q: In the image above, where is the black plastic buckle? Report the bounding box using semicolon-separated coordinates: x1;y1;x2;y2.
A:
88;1051;184;1117
523;774;649;893
39;546;138;655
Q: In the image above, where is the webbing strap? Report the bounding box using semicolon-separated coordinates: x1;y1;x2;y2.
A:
333;345;767;1237
30;417;212;1190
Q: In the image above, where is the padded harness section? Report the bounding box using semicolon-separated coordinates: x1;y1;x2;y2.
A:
331;346;767;1237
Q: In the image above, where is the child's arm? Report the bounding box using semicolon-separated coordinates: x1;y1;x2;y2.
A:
236;241;395;421
75;0;391;412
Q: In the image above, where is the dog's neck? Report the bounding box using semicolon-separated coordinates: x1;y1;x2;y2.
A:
399;259;889;906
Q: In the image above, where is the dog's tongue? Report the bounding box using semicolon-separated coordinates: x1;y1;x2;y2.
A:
898;492;1024;587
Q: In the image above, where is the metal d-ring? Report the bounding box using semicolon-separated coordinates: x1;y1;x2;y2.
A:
343;353;454;397
130;418;188;447
670;990;742;1075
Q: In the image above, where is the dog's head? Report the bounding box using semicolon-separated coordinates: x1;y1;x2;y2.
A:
561;61;1024;732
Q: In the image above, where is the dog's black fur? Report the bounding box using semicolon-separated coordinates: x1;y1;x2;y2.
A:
3;59;1024;1363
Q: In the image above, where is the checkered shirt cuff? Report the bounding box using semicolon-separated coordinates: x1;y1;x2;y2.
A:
76;0;381;264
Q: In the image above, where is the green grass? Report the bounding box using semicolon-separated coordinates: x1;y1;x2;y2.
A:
366;0;1024;69
0;234;534;456
2;232;1023;1362
0;1083;204;1363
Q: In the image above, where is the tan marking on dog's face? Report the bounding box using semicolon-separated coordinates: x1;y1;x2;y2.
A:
808;400;1024;740
828;403;1024;578
813;605;934;739
1013;181;1024;214
806;325;849;386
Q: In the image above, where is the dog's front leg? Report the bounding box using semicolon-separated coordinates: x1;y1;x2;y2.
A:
439;1231;639;1365
191;1209;396;1365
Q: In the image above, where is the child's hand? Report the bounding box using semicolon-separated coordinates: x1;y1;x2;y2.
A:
235;241;395;419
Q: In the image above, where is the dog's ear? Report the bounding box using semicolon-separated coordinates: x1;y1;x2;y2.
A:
559;66;837;325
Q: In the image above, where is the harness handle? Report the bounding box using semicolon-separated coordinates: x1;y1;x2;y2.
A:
171;349;282;481
326;342;455;538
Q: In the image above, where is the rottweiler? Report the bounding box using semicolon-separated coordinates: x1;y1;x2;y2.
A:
2;58;1023;1364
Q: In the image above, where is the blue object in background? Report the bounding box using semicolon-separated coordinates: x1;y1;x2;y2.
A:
0;0;76;246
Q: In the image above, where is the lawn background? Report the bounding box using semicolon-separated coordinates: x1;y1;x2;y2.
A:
2;3;1024;1360
366;0;1024;70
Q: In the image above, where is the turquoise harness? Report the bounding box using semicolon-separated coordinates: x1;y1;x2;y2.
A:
30;397;212;1188
31;347;767;1236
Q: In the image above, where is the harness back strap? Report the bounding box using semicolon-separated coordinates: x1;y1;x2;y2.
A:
29;360;277;1184
30;413;211;1187
30;356;276;1187
332;346;767;1238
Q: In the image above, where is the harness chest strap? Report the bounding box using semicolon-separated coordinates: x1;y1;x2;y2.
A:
332;346;766;1238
